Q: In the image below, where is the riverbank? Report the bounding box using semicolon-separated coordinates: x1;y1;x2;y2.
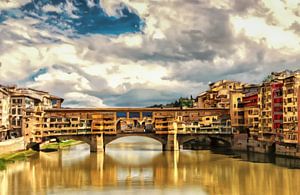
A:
0;139;82;170
0;137;26;154
0;149;36;170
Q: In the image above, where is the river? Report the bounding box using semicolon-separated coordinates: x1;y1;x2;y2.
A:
1;137;300;195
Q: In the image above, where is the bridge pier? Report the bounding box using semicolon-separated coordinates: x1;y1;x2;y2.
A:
90;134;105;152
163;134;179;151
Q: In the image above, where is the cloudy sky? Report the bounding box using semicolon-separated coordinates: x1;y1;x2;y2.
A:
0;0;299;107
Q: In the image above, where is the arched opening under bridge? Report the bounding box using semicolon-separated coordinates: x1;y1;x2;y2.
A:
106;136;164;151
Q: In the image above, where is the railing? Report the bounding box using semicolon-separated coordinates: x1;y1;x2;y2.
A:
283;139;298;144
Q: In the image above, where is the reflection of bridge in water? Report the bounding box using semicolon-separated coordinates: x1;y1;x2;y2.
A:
2;143;300;195
26;107;233;152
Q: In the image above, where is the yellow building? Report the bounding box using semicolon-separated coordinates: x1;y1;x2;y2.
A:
0;87;10;141
242;84;260;139
0;85;64;142
229;90;244;132
257;70;296;144
258;82;273;142
196;80;243;109
199;115;219;127
282;74;300;144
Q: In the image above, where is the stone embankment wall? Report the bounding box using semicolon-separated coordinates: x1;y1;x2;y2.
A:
276;144;300;158
232;134;300;158
0;137;25;154
232;134;248;151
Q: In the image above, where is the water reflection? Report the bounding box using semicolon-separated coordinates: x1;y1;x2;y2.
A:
210;148;300;169
0;142;300;195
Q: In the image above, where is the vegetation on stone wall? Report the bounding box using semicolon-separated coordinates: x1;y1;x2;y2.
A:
148;96;194;108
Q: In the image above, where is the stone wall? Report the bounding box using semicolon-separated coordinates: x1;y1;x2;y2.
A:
232;133;248;151
0;137;25;154
276;144;300;158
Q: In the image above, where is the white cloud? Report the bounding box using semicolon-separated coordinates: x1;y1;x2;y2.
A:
0;0;30;10
262;0;300;27
231;16;300;54
64;0;80;19
42;4;63;13
63;92;106;108
1;0;300;107
33;68;92;92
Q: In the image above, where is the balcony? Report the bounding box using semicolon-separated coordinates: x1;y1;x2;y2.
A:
155;125;169;129
283;139;298;144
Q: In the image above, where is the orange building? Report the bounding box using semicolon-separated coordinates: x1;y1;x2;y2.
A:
196;80;243;109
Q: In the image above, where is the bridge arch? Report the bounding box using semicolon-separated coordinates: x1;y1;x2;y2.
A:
104;134;167;148
208;136;232;147
178;135;232;147
27;135;94;151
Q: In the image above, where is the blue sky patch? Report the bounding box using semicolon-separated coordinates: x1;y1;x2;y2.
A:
28;67;48;82
0;0;144;36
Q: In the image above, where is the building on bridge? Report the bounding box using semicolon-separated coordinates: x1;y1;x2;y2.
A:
24;107;232;152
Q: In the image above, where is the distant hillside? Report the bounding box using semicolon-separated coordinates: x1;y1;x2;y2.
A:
147;96;194;108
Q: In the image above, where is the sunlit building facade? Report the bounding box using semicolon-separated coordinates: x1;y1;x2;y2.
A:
196;80;243;109
282;74;300;143
0;85;63;142
242;84;260;139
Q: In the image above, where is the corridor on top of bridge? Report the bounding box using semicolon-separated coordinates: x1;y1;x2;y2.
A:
115;111;154;133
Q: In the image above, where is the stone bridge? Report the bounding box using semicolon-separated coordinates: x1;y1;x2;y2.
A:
36;131;233;152
25;107;232;152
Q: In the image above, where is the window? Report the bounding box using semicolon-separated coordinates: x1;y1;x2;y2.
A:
12;108;16;115
12;118;16;125
17;108;21;115
51;99;57;105
287;89;294;94
237;119;244;124
17;117;22;126
238;111;244;116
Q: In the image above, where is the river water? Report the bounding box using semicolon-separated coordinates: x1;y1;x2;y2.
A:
1;138;300;195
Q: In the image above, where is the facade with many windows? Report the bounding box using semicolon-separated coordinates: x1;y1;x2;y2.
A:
0;85;63;142
242;84;260;139
196;80;244;109
282;74;300;144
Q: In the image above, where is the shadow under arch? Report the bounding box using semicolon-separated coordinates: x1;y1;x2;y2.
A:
28;135;95;151
179;135;232;148
209;136;232;147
